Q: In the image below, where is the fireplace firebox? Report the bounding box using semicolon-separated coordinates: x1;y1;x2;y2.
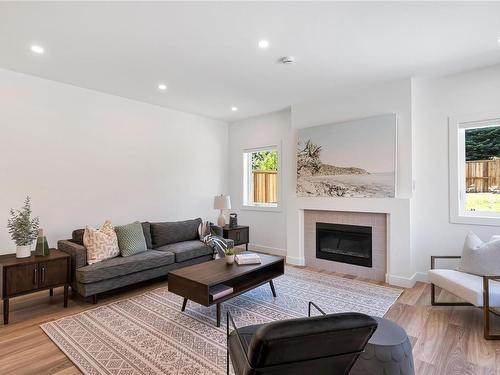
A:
316;222;372;267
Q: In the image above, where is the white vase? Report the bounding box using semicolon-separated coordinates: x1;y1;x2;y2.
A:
226;255;235;264
16;245;31;258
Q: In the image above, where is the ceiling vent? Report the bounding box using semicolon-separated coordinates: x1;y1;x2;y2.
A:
278;56;296;65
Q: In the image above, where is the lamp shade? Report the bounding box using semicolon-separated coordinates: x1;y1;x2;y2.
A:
214;195;231;210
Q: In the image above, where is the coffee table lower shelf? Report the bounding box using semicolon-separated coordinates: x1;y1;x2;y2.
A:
181;279;277;327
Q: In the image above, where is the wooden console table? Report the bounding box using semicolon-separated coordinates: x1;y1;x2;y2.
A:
0;249;70;324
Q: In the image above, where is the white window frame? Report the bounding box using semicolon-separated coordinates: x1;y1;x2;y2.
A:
449;113;500;226
242;145;281;212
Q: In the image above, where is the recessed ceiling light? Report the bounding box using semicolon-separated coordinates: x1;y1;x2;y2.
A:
30;45;44;54
158;83;167;91
231;107;238;112
258;40;269;49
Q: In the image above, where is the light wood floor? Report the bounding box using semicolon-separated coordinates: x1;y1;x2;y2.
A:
1;268;500;375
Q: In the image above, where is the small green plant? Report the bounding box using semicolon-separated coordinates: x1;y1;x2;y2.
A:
7;196;39;246
224;247;235;256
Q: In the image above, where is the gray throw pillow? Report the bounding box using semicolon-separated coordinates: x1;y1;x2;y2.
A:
458;231;500;276
115;221;147;257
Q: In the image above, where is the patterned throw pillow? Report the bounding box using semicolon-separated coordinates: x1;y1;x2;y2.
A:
115;221;147;257
83;220;120;265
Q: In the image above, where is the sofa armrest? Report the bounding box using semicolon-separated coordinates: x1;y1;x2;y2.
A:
209;223;234;248
58;240;87;282
210;223;223;236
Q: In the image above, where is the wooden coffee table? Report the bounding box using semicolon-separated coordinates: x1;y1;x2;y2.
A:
168;253;285;326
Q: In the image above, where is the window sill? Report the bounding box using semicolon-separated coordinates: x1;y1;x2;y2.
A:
450;212;500;226
241;205;282;213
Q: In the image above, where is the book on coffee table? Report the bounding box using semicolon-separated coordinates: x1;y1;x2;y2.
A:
209;284;234;301
235;252;261;265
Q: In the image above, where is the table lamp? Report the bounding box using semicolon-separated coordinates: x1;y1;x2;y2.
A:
214;195;231;227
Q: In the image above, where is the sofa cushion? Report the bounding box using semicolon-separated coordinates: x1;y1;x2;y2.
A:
142;222;153;249
155;240;213;262
76;250;175;284
151;218;202;248
428;269;500;307
115;221;147;257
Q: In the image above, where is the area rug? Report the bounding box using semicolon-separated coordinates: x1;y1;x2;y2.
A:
41;267;402;375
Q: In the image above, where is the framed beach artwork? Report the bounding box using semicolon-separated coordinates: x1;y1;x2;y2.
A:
297;113;397;198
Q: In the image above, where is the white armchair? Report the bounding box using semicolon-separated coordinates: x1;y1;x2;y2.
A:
428;255;500;340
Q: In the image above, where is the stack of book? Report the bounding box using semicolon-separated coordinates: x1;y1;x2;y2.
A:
235;252;261;265
209;284;233;301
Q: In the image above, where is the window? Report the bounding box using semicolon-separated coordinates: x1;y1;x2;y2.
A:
449;115;500;225
243;146;279;209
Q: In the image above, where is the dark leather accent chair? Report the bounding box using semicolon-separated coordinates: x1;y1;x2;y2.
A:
227;302;378;375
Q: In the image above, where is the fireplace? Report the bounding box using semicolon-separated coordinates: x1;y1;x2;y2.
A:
316;222;372;267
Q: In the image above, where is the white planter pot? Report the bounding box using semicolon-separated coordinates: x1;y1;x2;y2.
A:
16;245;31;258
226;255;235;264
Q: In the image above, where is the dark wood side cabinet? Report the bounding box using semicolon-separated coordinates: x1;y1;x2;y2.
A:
222;225;249;251
0;249;70;324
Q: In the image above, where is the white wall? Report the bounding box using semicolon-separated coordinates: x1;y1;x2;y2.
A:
0;69;228;254
412;65;500;275
228;109;292;255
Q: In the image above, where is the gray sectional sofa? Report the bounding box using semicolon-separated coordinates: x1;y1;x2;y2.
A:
58;218;231;302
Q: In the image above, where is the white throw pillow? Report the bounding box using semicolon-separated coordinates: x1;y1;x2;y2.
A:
198;221;211;240
83;220;120;265
458;232;500;276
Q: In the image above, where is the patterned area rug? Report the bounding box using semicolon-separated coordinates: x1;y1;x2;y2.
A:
41;267;402;375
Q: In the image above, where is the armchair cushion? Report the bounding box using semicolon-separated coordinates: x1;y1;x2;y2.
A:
228;312;377;375
458;231;500;276
429;269;500;306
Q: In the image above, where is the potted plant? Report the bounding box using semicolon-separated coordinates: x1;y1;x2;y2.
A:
7;196;39;258
224;246;235;264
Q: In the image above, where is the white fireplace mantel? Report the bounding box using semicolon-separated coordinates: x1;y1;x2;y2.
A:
286;196;414;288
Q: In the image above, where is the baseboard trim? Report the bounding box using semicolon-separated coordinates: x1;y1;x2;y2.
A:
386;272;429;288
386;274;416;288
285;256;305;266
413;272;428;283
244;243;287;257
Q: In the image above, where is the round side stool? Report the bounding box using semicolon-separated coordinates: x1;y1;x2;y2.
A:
350;316;414;375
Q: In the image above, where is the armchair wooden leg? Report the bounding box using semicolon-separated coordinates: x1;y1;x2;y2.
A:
483;277;500;340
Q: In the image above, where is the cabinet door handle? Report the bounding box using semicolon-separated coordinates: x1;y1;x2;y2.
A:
41;266;45;284
236;231;240;241
33;268;38;286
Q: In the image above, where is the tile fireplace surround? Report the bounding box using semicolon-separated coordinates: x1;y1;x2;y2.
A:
286;197;414;288
304;210;387;281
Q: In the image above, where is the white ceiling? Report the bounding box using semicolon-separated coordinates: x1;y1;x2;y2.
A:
1;2;500;122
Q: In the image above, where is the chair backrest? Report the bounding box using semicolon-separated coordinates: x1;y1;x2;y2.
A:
246;312;378;374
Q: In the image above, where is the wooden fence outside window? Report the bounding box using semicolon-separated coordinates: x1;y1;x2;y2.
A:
465;159;500;192
253;170;278;203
